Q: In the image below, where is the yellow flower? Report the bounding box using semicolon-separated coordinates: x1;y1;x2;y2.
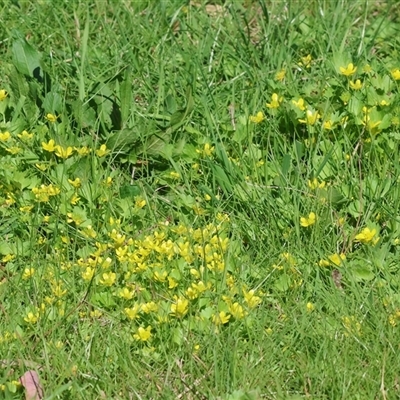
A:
68;178;81;188
308;178;326;190
21;205;33;214
327;253;346;266
75;146;90;156
349;79;362;90
82;267;94;281
6;146;22;155
135;196;146;209
99;272;116;286
322;120;334;130
22;268;35;280
266;93;283;109
55;145;74;159
133;326;152;342
275;69;286;81
52;284;67;297
292;98;306;111
249;111;265;123
300;212;316;227
124;304;140;320
169;171;180;179
168;276;178;289
70;194;80;205
299;109;320;125
340;63;357;76
42;139;56;152
0;131;11;141
24;312;39;324
202;143;214;157
229;302;246;319
118;287;134;300
170;297;189;318
355;227;378;244
46;113;58;123
212;311;231;325
17;130;34;141
299;54;312;68
0;90;8;101
306;302;315;312
243;289;261;308
95;144;109;157
391;69;400;80
141;301;158;314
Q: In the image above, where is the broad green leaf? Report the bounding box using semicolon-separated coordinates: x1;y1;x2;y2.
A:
351;265;375;281
12;38;42;77
43;89;63;114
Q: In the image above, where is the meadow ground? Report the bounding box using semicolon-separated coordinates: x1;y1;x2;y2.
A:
1;1;400;399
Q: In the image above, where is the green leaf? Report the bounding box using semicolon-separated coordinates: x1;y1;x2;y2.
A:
120;184;141;198
91;292;116;308
43;89;63;114
351;265;375;281
120;67;132;126
274;274;290;292
281;154;291;175
12;38;42;77
164;93;177;114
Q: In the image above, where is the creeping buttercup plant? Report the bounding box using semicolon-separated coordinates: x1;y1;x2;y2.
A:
1;1;400;399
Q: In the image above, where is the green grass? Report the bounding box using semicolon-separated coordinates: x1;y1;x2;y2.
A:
1;1;400;398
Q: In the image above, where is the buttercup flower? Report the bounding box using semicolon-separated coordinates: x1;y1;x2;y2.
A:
55;145;74;159
299;54;312;68
275;69;286;81
308;178;326;190
95;144;110;157
391;69;400;80
299;109;320;125
340;63;357;76
24;312;39;324
323;120;334;130
68;178;81;188
42;139;56;152
266;93;283;109
327;253;346;266
133;326;152;342
300;212;316;227
292;98;306;111
355;227;378;244
212;311;231;325
170;297;189;317
99;272;116;286
349;79;362;90
46;113;58;123
0;131;11;142
0;90;8;101
249;111;265;123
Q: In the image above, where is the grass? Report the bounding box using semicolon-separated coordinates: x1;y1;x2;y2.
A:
1;0;400;398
